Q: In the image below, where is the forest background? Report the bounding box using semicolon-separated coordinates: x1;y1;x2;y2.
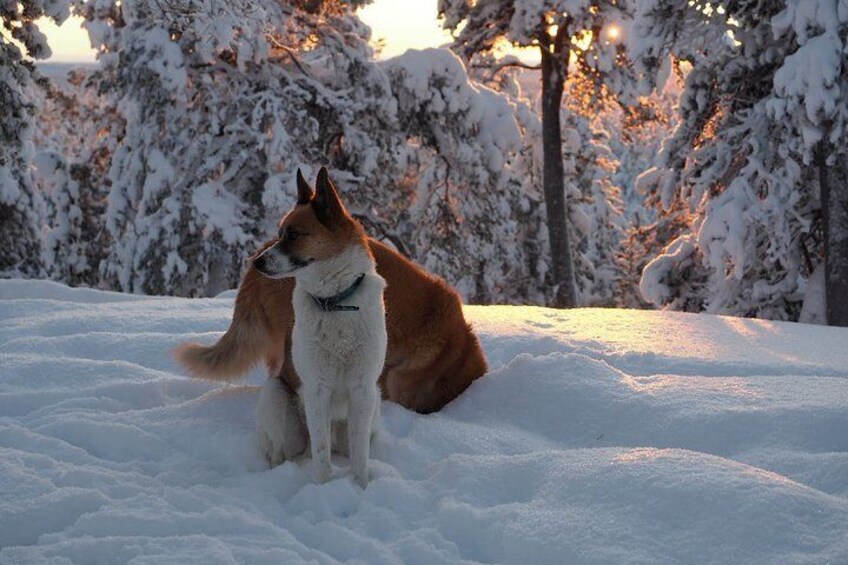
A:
2;0;847;326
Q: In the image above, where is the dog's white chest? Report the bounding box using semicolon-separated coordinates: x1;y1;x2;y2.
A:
298;314;366;374
291;277;387;386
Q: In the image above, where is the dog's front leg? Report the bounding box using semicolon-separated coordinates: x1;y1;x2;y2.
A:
348;383;378;488
303;383;333;483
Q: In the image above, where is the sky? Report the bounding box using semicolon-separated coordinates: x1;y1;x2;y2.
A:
41;0;455;63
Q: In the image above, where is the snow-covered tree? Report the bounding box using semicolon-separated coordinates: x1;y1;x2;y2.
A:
607;81;681;307
33;70;120;286
577;67;681;307
383;49;548;303
1;0;70;277
632;0;848;325
560;113;626;306
601;67;681;217
67;0;548;302
473;63;634;306
73;0;395;296
439;0;634;307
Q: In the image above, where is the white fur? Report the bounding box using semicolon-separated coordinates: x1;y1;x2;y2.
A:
256;243;387;487
255;376;307;467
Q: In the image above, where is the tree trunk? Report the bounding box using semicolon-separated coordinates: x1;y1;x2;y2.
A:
540;33;577;308
819;150;848;326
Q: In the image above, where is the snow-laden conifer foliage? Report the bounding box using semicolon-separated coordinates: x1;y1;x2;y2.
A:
383;49;547;303
73;0;388;296
632;0;848;324
602;75;681;307
33;71;120;287
562;112;626;307
439;0;635;307
9;0;848;323
0;0;70;277
57;0;547;301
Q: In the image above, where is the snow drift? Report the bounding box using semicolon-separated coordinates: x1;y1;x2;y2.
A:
1;280;847;564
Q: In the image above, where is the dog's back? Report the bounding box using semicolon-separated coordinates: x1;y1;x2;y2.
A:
176;238;487;413
370;240;487;412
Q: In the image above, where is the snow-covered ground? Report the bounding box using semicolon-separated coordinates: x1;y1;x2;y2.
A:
2;280;847;564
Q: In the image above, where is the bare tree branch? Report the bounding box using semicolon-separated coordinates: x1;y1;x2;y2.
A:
472;60;541;73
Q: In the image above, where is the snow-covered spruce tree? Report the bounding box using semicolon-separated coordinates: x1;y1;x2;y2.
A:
382;49;548;303
0;1;69;277
631;0;848;324
784;2;848;326
298;46;549;304
32;70;121;287
439;0;634;307
597;65;681;218
609;73;681;307
560;112;626;306
557;70;646;306
470;63;630;306
73;0;547;302
74;0;396;296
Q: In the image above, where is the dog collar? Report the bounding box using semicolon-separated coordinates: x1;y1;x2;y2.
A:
310;274;366;312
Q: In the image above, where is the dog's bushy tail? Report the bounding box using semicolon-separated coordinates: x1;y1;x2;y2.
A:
174;291;269;382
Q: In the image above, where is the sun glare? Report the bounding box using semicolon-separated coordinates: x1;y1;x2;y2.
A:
572;30;593;51
358;0;453;59
35;15;96;62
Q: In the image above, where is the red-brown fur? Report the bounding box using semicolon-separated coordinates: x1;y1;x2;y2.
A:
176;236;488;414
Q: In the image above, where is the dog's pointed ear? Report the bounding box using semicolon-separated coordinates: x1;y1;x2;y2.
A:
313;167;345;228
296;168;314;204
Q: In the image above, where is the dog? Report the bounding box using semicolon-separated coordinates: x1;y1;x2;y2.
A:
247;168;385;486
175;168;488;474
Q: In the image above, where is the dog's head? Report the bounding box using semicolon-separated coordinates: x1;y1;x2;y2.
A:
253;167;364;279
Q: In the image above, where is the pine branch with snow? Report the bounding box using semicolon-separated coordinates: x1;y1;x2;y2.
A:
0;0;71;277
632;0;848;325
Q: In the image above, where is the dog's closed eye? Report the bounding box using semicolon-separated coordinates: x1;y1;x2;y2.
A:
279;228;307;242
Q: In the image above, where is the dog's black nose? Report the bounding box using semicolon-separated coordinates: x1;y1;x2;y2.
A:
253;255;267;272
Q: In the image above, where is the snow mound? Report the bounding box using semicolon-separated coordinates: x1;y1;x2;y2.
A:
2;280;847;564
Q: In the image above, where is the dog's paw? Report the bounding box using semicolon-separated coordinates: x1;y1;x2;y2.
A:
314;462;333;484
257;426;286;467
352;471;369;489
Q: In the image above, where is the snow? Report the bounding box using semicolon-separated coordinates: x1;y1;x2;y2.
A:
191;181;251;247
383;49;523;157
0;165;21;204
2;279;848;564
773;31;842;125
639;234;696;306
799;264;826;325
130;27;187;94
